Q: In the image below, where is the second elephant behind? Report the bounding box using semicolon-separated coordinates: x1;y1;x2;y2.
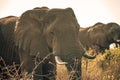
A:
79;22;120;53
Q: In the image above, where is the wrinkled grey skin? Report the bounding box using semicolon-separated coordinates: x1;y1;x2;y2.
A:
79;22;120;53
15;7;95;80
0;16;20;79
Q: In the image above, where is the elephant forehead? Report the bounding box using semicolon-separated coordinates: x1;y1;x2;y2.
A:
54;21;76;30
48;8;77;24
53;17;78;32
44;8;79;32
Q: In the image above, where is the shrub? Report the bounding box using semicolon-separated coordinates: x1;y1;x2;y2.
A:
82;48;120;80
1;48;120;80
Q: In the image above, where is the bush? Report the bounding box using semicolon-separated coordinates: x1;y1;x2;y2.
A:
1;49;120;80
82;48;120;80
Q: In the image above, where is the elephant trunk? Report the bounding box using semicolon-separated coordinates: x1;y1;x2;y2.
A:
83;52;96;59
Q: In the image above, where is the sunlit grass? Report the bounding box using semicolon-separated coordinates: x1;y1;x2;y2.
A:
1;48;120;80
82;48;120;80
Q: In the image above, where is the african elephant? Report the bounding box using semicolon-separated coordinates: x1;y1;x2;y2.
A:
79;22;120;53
15;7;95;80
0;16;20;79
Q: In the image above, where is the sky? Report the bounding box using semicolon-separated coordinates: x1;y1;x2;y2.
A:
0;0;120;27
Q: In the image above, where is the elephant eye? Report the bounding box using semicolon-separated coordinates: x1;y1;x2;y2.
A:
50;31;54;36
51;32;54;34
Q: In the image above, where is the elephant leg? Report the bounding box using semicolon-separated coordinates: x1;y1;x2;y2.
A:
66;58;81;80
19;50;43;80
42;55;56;80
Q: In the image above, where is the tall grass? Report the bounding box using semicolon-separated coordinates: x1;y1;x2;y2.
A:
82;48;120;80
1;48;120;80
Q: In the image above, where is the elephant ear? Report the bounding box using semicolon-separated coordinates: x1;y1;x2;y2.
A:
66;8;75;17
15;9;50;58
65;8;80;29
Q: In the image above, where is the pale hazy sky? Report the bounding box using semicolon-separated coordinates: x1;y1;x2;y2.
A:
0;0;120;27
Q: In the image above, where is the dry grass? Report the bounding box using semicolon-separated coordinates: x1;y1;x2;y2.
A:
56;64;69;80
82;48;120;80
1;48;120;80
0;57;21;80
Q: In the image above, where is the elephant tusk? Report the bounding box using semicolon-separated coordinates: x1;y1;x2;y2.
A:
116;40;120;42
55;56;68;65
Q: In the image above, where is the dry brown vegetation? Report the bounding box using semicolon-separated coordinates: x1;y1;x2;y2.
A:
82;48;120;80
0;48;120;80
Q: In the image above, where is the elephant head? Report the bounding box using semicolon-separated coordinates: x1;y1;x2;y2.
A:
15;7;95;80
79;22;120;54
104;22;120;43
87;22;109;52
